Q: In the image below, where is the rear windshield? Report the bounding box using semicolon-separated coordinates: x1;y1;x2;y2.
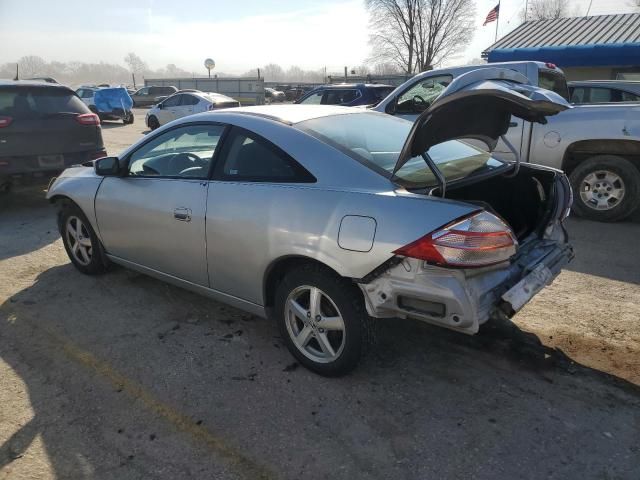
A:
0;87;87;118
297;112;505;188
538;69;570;101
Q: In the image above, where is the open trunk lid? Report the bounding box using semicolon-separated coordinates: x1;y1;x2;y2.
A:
393;67;570;177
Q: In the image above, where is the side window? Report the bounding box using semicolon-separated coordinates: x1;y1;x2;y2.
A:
621;91;640;102
570;87;586;104
136;87;149;96
180;94;199;106
162;95;181;107
323;89;360;105
588;88;614;103
299;91;323;104
396;74;452;114
128;124;225;178
218;128;315;183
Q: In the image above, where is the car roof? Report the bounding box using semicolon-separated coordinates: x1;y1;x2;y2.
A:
0;79;71;89
216;104;364;124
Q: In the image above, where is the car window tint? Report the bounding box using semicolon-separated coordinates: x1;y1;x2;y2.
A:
128;124;225;178
0;88;87;117
396;74;452;113
299;91;323;104
181;94;199;106
589;87;615;103
162;95;181;107
219;130;311;182
323;89;359;105
621;91;640;102
570;87;586;103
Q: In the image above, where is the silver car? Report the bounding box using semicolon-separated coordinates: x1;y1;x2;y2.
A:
146;91;240;130
47;69;574;376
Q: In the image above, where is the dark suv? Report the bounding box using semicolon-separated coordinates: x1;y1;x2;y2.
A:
131;85;178;107
0;81;106;190
295;84;395;107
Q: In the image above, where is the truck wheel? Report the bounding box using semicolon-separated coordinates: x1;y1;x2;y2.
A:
123;111;134;124
569;155;640;222
274;264;375;377
147;115;160;131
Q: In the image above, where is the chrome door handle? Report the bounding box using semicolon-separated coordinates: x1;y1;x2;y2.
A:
174;207;192;222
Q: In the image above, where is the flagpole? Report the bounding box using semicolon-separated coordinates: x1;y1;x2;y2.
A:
495;1;500;42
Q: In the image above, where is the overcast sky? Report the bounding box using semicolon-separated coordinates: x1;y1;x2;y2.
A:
0;0;635;75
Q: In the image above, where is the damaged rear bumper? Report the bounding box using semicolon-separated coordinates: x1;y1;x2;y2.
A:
358;235;574;334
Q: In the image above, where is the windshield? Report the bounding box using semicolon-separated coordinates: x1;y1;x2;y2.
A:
297;112;506;188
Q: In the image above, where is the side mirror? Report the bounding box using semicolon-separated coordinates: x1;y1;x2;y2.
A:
95;156;120;176
157;103;164;109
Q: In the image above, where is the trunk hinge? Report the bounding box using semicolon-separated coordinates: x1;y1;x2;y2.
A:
500;134;521;178
422;152;447;198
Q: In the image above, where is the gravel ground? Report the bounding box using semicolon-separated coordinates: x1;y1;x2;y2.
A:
1;112;639;479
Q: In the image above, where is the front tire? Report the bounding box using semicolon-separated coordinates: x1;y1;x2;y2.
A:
147;115;160;131
274;264;375;376
569;155;640;222
59;203;108;275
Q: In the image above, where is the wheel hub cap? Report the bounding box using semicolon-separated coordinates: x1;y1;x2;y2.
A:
285;286;346;364
579;170;625;211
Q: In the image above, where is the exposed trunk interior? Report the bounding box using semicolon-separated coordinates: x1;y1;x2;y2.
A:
445;165;557;241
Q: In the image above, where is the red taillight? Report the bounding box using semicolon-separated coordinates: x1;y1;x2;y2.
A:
76;113;100;126
394;211;518;268
0;116;12;128
545;62;557;69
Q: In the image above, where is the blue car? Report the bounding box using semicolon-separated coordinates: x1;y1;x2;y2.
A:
295;83;395;107
93;87;134;124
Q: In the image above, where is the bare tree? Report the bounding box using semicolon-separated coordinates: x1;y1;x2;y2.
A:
366;0;475;74
18;55;47;77
123;52;148;75
262;64;285;82
522;0;574;21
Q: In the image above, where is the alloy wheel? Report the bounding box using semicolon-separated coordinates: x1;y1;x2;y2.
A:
579;170;626;211
66;216;93;266
285;285;346;364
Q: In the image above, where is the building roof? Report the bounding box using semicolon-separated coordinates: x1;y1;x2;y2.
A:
483;13;640;67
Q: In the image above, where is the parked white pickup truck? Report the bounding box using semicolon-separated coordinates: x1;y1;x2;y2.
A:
375;61;640;222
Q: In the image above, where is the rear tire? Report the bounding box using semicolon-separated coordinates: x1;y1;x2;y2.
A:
569;155;640;222
123;111;134;124
274;264;375;377
58;202;109;275
147;115;160;131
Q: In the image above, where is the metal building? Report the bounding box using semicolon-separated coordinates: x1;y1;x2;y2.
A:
144;77;265;105
482;13;640;80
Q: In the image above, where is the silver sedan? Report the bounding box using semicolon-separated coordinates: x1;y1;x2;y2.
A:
47;69;574;376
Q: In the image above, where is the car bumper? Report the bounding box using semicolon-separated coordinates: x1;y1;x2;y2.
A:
0;150;106;181
359;234;574;334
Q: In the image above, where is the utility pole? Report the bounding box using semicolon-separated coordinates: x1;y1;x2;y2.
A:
344;66;347;82
524;0;528;21
495;1;501;42
257;68;261;79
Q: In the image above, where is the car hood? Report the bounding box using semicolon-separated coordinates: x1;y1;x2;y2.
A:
394;67;570;174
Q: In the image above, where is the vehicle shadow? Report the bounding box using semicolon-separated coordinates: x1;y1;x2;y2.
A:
563;216;640;284
0;186;58;262
1;264;639;479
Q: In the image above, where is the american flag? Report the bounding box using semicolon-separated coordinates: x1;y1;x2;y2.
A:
483;3;500;25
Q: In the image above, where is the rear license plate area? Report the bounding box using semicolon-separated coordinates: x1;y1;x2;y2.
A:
38;154;64;168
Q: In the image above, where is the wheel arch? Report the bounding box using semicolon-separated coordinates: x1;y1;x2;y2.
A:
263;255;353;312
562;139;640;175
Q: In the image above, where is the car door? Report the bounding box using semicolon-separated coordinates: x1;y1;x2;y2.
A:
177;94;200;118
95;123;226;286
157;94;182;125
